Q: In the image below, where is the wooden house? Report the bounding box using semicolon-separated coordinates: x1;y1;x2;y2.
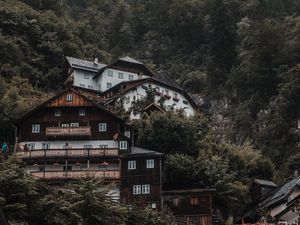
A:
162;189;215;225
14;87;163;207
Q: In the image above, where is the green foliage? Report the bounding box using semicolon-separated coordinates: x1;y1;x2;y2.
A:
134;112;209;155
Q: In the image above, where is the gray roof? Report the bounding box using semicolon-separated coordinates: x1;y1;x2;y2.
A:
254;179;278;187
260;176;300;209
119;56;144;65
154;70;182;90
124;146;163;156
66;56;106;72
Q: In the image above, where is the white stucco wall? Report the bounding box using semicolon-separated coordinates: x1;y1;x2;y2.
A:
19;140;118;150
99;68;148;92
119;82;196;119
73;70;99;91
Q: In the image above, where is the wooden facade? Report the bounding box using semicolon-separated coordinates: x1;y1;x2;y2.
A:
162;189;214;225
15;88;163;208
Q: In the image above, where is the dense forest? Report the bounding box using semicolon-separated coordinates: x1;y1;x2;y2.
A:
0;0;300;223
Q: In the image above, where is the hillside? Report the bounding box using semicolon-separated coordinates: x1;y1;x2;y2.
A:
0;0;300;199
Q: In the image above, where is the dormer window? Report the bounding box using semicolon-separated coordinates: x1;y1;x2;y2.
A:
55;109;61;117
66;94;73;101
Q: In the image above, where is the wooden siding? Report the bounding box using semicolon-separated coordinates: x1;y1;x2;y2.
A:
46;91;93;107
18;106;121;142
120;156;161;208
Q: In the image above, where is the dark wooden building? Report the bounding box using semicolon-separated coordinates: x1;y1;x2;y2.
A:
162;189;215;225
14;87;162;207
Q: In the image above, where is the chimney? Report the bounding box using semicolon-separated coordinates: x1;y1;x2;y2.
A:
94;57;99;65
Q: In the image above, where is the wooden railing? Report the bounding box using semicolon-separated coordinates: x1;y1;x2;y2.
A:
46;127;91;136
31;170;120;179
15;148;119;159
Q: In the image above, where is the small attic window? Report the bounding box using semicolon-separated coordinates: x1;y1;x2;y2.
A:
66;93;73;101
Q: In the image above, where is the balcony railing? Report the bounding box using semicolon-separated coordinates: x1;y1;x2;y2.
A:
15;148;119;159
46;127;91;136
30;170;120;180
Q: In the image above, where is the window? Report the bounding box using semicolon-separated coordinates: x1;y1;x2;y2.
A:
38;166;44;172
142;184;150;194
61;123;69;128
79;109;85;116
173;198;180;206
108;70;113;77
128;74;134;80
128;160;136;170
124;131;131;138
66;93;73;101
55;109;61;117
146;159;155;169
99;144;108;149
165;90;169;95
125;96;130;104
99;123;107;132
174;93;178;98
70;123;79;127
27;143;35;150
133;185;141;195
32;124;40;133
119;141;127;150
42;143;50;149
80;84;85;88
118;72;123;79
190;197;199;206
84;73;89;79
183;100;189;105
142;85;148;90
151;203;157;209
84;145;92;149
88;85;93;89
156;86;160;91
107;82;112;89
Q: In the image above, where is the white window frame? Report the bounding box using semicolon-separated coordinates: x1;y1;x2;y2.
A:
42;143;50;150
119;141;127;150
55;109;61;117
133;185;141;195
118;72;123;79
70;123;79;127
80;84;85;88
146;159;155;169
108;70;113;77
32;124;40;133
128;160;136;170
128;74;134;80
99;144;108;149
61;123;69;128
79;109;85;116
66;93;73;101
107;82;112;89
151;203;157;209
27;143;35;150
142;184;150;194
84;145;92;149
183;100;189;105
124;131;131;138
88;85;93;89
99;123;107;132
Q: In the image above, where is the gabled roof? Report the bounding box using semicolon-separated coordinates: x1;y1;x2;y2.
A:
260;176;300;209
253;179;278;187
95;56;155;78
66;56;106;72
16;87;123;124
143;103;165;114
100;77;198;109
119;56;144;65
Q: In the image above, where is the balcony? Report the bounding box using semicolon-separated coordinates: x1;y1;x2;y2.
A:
30;170;120;180
46;127;91;136
15;148;119;159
